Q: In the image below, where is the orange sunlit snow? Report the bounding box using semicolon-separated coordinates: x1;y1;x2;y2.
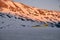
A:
0;0;60;23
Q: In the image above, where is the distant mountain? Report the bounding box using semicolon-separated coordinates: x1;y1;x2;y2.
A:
0;0;60;29
0;0;60;23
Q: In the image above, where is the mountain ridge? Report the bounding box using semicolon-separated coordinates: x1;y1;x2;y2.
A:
0;0;60;23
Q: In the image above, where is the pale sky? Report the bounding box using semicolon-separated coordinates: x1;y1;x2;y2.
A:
14;0;60;11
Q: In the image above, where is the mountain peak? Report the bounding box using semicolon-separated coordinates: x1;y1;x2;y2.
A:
0;0;60;23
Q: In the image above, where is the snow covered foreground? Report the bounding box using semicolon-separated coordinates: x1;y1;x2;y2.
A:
0;27;60;40
0;13;60;40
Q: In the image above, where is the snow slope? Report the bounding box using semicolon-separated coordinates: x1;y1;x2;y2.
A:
0;12;60;40
0;12;58;30
0;12;51;30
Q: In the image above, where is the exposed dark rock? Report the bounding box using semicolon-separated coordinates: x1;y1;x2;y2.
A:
0;13;5;18
26;19;35;22
6;14;12;18
18;17;21;19
35;25;40;26
0;13;4;15
14;16;17;19
58;22;60;24
0;27;3;29
30;19;35;22
55;22;60;28
26;19;30;21
21;25;26;27
40;21;45;24
20;18;25;21
50;23;54;27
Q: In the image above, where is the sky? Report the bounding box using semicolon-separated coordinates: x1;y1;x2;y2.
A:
14;0;60;11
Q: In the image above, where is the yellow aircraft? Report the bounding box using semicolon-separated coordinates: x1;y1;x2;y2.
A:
32;24;48;28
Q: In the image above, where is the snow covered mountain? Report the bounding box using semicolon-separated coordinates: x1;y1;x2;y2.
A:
0;0;60;22
0;0;60;29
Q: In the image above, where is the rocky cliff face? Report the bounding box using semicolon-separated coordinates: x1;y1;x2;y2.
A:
0;0;60;23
